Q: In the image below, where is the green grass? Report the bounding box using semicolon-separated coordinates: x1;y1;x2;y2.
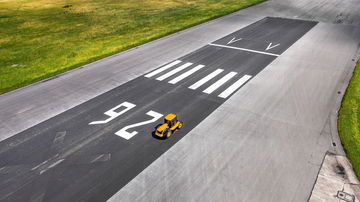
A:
0;0;265;94
338;60;360;179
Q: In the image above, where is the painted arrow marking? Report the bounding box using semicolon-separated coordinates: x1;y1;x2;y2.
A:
266;42;280;51
227;37;242;44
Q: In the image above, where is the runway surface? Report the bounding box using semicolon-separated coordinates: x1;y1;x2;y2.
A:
0;17;317;201
1;0;360;201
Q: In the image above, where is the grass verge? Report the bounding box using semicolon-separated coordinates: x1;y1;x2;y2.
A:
338;59;360;179
0;0;265;94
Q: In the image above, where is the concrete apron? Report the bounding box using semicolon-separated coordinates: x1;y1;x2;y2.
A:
310;153;360;202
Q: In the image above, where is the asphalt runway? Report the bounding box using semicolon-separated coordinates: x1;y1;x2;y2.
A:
0;17;317;201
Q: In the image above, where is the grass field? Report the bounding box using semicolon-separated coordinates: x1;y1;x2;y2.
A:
338;60;360;179
0;0;265;94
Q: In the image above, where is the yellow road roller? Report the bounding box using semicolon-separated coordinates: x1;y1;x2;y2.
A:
154;113;183;139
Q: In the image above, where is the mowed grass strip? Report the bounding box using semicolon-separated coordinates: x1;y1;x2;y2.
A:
338;60;360;178
0;0;265;94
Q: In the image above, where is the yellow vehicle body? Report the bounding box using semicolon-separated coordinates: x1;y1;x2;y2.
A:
155;114;183;138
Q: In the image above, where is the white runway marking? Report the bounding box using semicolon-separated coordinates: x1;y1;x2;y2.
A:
169;65;205;84
218;75;252;98
189;69;224;90
156;62;193;81
145;60;252;99
144;60;182;78
115;110;163;140
227;37;243;44
89;102;136;125
203;72;237;94
209;43;280;57
266;42;280;51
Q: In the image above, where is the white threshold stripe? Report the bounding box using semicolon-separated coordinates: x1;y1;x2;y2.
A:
218;75;252;98
168;65;205;84
189;69;224;90
156;62;193;81
203;71;237;94
209;43;280;57
145;60;182;78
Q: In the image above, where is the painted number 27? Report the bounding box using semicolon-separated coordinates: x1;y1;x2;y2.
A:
89;102;163;140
